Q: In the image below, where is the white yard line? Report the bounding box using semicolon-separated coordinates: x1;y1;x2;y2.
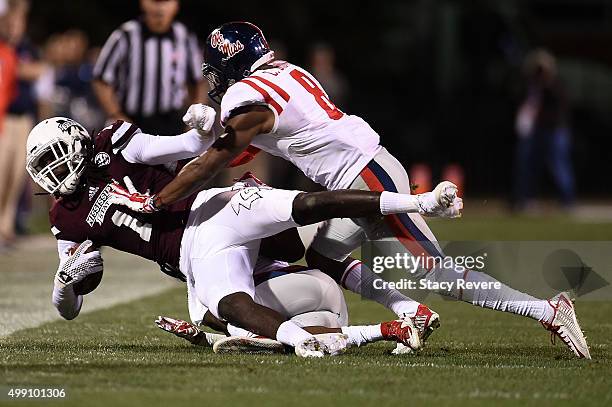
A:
0;237;179;337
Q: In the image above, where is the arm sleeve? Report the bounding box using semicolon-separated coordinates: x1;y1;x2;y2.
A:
52;240;83;320
120;129;216;165
93;28;127;85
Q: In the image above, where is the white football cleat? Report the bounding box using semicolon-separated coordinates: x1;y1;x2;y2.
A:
542;292;591;359
294;333;349;358
212;336;287;355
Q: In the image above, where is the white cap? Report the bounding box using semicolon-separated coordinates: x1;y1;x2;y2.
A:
0;0;7;16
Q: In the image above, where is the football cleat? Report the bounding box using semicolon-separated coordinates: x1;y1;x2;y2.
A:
155;316;225;347
412;304;441;342
541;292;591;359
212;336;287;355
381;319;422;351
294;333;349;358
392;305;439;355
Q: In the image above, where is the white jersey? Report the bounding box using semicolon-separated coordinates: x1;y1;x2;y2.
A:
220;61;382;190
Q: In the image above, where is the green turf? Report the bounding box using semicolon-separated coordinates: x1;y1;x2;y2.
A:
1;289;611;407
428;215;612;241
2;216;611;406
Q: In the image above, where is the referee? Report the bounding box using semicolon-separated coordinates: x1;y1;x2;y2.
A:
93;0;204;136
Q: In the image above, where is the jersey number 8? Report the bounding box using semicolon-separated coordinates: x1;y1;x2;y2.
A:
290;69;344;120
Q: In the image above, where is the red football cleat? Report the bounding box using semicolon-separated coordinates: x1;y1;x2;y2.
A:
381;319;421;350
412;304;441;343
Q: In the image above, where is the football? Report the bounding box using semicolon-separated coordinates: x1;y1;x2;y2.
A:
73;271;103;295
68;244;103;295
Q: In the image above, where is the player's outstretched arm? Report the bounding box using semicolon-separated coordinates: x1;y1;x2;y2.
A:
120;105;218;166
108;106;275;213
153;106;275;207
52;240;104;320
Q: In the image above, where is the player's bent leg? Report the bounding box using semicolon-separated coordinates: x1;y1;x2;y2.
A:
291;311;344;329
306;218;423;320
189;249;347;357
217;292;286;340
254;269;349;327
303;218;428;341
332;148;445;348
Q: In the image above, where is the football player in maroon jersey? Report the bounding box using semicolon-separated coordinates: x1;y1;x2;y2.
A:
25;114;464;357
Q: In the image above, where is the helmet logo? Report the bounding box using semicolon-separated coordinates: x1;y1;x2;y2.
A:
94;152;111;167
56;118;82;134
210;30;245;58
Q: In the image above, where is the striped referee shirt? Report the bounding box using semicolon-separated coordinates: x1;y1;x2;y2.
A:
93;19;202;119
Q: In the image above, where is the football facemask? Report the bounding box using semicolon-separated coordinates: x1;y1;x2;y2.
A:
26;117;90;196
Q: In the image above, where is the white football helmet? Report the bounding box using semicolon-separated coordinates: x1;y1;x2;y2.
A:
26;117;91;196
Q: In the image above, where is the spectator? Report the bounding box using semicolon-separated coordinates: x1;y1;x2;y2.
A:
0;0;20;245
92;0;205;136
514;49;575;210
36;30;105;130
308;43;348;109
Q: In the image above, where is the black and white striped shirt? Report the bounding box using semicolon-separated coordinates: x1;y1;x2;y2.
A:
93;19;202;119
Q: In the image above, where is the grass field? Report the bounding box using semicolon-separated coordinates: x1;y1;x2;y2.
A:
1;215;611;406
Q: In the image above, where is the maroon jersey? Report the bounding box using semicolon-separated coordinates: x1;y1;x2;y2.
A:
49;121;196;280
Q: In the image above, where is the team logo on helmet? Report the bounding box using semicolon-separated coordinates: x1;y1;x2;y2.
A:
56;118;83;134
210;29;245;58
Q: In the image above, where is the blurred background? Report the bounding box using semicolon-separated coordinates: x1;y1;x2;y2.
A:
1;0;612;248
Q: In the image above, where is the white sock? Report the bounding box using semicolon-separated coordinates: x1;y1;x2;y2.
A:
342;260;420;317
341;324;383;347
227;323;257;338
379;191;420;215
275;320;313;347
424;266;554;323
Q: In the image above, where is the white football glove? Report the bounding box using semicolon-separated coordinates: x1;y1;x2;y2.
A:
183;104;217;140
416;181;463;218
55;240;103;288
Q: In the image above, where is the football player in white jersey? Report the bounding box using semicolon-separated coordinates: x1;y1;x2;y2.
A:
111;22;591;358
30;114;464;357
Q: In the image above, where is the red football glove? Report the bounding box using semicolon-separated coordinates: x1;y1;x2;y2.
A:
108;180;159;213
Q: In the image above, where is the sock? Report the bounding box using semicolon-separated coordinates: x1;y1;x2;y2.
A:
424;265;555;323
227;323;257;338
341;324;383;347
342;260;420;317
276;320;313;347
380;191;420;215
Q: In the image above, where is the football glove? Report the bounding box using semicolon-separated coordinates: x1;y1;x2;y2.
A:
55;240;103;289
108;180;159;213
183;104;217;140
416;181;463;218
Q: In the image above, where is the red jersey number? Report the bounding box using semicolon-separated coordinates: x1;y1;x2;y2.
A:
290;69;343;120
